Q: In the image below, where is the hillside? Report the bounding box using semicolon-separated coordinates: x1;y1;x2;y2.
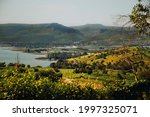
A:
73;24;150;46
48;47;150;99
0;23;149;47
67;47;141;65
0;23;83;47
1;47;150;99
51;46;150;81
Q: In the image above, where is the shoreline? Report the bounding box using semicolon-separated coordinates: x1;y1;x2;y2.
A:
35;57;48;60
0;47;56;67
0;46;47;55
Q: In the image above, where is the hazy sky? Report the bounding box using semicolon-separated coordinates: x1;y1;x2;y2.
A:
0;0;137;26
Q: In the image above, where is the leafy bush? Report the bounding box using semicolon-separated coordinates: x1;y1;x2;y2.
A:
0;62;6;67
92;70;104;76
0;71;99;99
138;69;150;81
106;80;150;100
7;63;16;67
38;68;62;82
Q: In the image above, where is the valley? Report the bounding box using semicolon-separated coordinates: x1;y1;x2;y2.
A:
0;23;150;100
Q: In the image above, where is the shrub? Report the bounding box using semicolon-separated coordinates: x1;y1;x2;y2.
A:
7;63;16;67
38;68;62;82
92;70;104;76
0;62;6;67
17;67;26;73
138;70;150;81
0;74;99;100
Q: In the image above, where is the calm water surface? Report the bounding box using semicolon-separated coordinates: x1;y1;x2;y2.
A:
0;47;54;67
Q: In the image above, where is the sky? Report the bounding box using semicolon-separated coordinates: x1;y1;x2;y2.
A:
0;0;138;26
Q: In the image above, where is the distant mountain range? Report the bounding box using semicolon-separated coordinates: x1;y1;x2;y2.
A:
0;23;83;47
0;23;149;47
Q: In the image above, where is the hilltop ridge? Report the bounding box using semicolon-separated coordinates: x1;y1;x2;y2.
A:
0;23;149;47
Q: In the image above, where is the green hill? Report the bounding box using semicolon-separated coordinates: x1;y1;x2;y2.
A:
68;47;150;66
49;47;150;99
52;46;150;82
0;23;149;47
0;23;83;47
73;24;150;46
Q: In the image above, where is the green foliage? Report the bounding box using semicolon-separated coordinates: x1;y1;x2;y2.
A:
50;59;74;68
130;0;150;35
107;80;150;100
60;69;94;79
48;52;87;60
37;68;62;82
0;66;101;99
137;69;150;80
73;65;93;74
49;84;99;100
92;70;105;76
1;47;150;99
0;62;6;68
67;47;150;80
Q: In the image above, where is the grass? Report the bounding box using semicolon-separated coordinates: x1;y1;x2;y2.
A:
59;69;104;89
59;68;136;90
60;69;94;79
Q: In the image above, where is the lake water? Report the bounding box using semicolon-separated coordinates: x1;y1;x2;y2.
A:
0;47;55;67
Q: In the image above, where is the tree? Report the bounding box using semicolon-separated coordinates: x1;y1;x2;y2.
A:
129;0;150;35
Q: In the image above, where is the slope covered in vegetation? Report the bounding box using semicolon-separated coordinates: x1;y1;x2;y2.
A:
0;23;149;47
66;47;150;81
0;23;83;47
51;47;150;99
0;47;150;99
